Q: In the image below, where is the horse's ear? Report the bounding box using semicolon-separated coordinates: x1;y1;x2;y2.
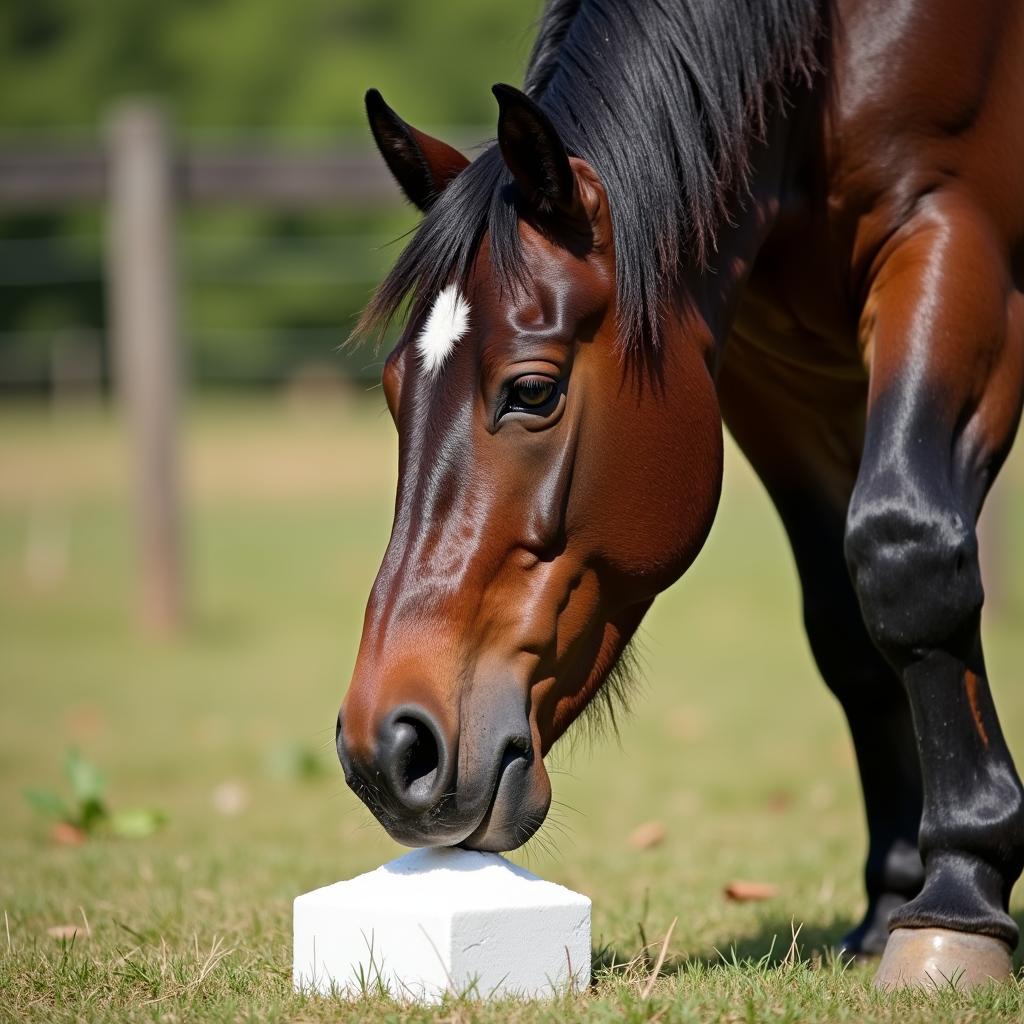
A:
492;83;574;212
365;89;469;212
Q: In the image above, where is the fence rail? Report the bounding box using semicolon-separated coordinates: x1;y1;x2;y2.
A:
0;146;400;206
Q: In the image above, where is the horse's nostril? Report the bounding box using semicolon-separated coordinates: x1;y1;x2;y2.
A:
377;705;449;811
499;734;532;774
393;715;441;800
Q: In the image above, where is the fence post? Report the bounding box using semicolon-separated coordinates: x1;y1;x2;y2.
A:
106;100;185;633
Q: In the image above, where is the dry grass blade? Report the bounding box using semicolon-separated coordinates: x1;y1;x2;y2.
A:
782;920;803;967
641;916;677;1000
140;935;235;1006
195;935;234;988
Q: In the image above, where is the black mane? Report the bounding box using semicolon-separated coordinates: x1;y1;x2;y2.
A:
360;0;824;351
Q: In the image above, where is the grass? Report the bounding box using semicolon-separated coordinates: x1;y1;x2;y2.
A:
1;393;1023;1022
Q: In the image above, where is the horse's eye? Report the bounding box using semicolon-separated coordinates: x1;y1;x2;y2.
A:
504;375;558;416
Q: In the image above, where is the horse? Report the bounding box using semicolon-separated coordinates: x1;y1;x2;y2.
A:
336;0;1024;988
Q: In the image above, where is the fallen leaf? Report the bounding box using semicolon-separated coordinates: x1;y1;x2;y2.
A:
724;879;778;902
628;821;666;850
47;924;84;940
765;790;793;813
211;781;248;816
50;822;87;846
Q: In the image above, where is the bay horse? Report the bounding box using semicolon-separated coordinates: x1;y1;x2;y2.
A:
336;0;1024;988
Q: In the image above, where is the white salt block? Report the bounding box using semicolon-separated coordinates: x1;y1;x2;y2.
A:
293;847;591;1002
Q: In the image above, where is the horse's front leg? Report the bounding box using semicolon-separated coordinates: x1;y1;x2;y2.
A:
845;194;1024;988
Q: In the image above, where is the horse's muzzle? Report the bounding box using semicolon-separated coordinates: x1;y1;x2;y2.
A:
336;703;549;850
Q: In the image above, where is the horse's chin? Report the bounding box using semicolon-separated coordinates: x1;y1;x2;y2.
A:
457;753;552;853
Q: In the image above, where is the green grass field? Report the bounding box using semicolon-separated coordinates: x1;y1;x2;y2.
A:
2;395;1023;1022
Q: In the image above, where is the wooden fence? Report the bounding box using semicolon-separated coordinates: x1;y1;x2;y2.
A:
0;99;405;634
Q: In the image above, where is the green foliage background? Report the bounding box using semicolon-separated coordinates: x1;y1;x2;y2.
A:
0;0;538;388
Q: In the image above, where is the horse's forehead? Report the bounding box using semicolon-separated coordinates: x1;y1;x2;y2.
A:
411;224;610;376
415;283;472;377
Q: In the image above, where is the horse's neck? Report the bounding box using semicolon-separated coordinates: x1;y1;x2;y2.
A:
685;95;814;374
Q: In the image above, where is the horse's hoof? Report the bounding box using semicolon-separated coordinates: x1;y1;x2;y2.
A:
873;927;1013;990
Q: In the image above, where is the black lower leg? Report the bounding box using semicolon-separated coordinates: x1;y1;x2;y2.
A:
887;646;1024;946
845;443;1024;950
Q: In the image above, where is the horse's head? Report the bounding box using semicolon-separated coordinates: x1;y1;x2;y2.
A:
338;86;723;850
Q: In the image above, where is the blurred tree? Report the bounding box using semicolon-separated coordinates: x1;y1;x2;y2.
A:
0;0;534;133
0;0;536;390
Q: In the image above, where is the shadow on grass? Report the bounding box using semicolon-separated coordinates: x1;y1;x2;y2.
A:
593;915;859;982
593;908;1024;981
686;917;860;968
